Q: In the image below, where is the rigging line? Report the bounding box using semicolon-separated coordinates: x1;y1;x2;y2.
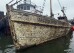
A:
41;0;46;13
11;0;22;6
57;0;62;9
8;0;14;4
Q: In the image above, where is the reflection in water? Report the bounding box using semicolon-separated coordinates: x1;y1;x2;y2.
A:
0;31;74;53
66;32;74;53
0;36;15;53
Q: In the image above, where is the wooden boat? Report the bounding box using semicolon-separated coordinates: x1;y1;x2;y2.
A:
6;0;71;50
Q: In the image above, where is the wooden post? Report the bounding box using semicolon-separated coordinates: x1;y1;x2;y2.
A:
50;0;53;17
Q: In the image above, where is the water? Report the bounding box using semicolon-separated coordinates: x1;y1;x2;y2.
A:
0;32;74;53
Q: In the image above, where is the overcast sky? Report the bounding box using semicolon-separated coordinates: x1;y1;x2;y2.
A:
0;0;74;20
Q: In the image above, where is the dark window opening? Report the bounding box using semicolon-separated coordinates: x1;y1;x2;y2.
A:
27;6;30;10
58;17;65;20
21;6;23;9
24;6;26;10
17;5;30;10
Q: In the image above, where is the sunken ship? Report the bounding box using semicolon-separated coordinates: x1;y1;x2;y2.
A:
6;0;71;50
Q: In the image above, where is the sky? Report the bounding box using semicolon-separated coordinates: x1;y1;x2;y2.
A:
0;0;74;20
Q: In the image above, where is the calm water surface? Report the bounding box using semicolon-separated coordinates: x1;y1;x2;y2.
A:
0;32;74;53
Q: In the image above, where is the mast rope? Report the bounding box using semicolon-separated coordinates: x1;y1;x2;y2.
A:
8;0;14;4
41;0;46;13
57;0;62;9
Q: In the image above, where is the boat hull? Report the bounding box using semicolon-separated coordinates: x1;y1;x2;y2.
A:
8;10;71;50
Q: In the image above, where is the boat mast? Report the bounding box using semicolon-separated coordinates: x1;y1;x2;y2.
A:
61;7;68;21
50;0;54;17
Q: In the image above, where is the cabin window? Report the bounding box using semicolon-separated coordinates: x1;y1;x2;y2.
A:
18;5;30;10
24;6;30;10
24;6;26;10
27;6;30;10
21;6;23;9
